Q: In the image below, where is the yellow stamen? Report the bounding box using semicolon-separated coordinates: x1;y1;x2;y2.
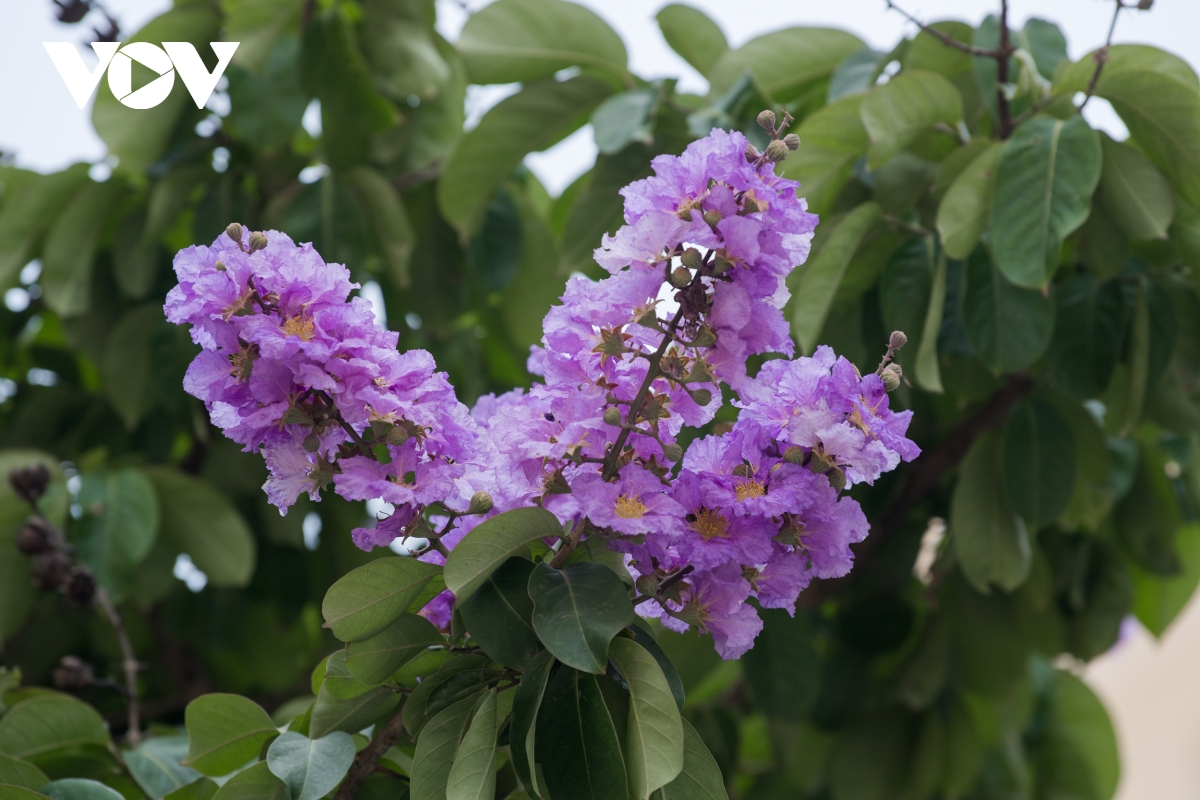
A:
735;479;766;502
615;494;647;519
693;508;728;540
281;314;315;341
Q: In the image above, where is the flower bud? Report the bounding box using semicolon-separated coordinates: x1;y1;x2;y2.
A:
764;139;789;163
783;445;805;464
680;248;704;271
467;491;494;515
604;407;623;426
15;518;54;555
782;133;800;151
302;432;322;453
9;464;51;506
65;568;96;605
225;222;244;245
889;330;908;350
663;442;683;462
670;267;692;288
689;388;713;407
702;210;722;228
214;260;226;272
827;466;847;493
756;109;776;132
635;573;658;597
710;256;732;275
744;142;760;162
53;656;94;691
689;326;717;348
881;363;903;392
248;231;269;254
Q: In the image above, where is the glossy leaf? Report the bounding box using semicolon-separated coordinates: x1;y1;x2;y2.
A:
345;613;444;685
183;694;278;777
147;468;256;588
509;649;554;798
626;626;685;713
266;732;355;800
708;27;865;103
609;638;684;798
445;691;498;800
592;90;658;155
457;557;541;670
40;780;124;800
444;507;563;601
124;737;200;800
649;719;726;800
962;247;1054;373
410;696;480;800
0;754;49;791
402;656;490;737
779;95;869;217
536;666;627;800
860;71;962;168
211;762;290;800
1003;399;1077;528
655;5;728;79
952;431;1032;593
324;650;374;700
309;686;400;738
528;561;634;674
937;142;1002;260
321;557;442;642
456;0;628;85
990;115;1101;288
0;694;109;762
827;48;884;102
1097;132;1175;241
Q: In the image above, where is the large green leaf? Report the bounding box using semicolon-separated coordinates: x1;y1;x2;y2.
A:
860;70;962;168
443;507;562;601
345;167;415;288
937;142;1002;260
509;649;554;798
915;251;947;393
778;94;868;217
1002;399;1076;527
0;788;49;800
626;627;685;713
225;36;309;153
1040;672;1119;800
648;719;726;800
457;557;541;670
360;0;452;102
1114;437;1183;576
528;561;634;674
655;5;728;80
402;656;491;737
740;609;818;721
457;0;627;84
147;468;256;588
902;22;984;127
308;686;401;738
789;202;882;355
124;737;200;800
266;732;355;800
1052;393;1115;533
73;467;159;594
990;115;1101;288
962;247;1054;373
223;0;307;73
609;638;684;798
1047;274;1125;399
41;180;125;318
410;696;481;800
344;613;444;685
183;694;278;777
1097;133;1175;241
323;650;374;700
445;691;498;800
438;77;613;237
0;754;49;790
163;778;217;800
1056;44;1200;207
210;762;290;800
0;694;109;762
951;431;1032;593
102;305;171;429
40;780;124;800
321;556;442;642
0;165;90;289
1134;523;1200;637
707;28;865;103
536;666;627;800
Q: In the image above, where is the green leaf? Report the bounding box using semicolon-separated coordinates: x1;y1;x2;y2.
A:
1114;436;1183;576
0;165;90;289
1047;274;1126;399
625;626;685;713
937;142;1002;260
0;788;48;800
990;115;1102;288
222;0;306;73
1134;523;1200;637
183;694;278;777
73;467;159;593
1051;393;1115;533
438;77;613;237
789;202;883;355
322;556;443;641
360;0;452;101
91;5;221;171
778;94;868;217
41;180;124;318
655;5;728;79
1016;18;1068;79
707;27;865;103
1077;201;1129;281
324;650;374;700
509;649;554;798
344;166;415;288
1097;132;1175;241
0;754;49;790
528;562;634;674
951;431;1032;593
345;613;444;685
592;90;658;155
40;780;124;800
266;732;356;800
962;246;1054;373
860;71;962;169
1056;45;1200;207
102;305;173;429
649;719;726;800
536;666;627;800
609;638;684;798
0;694;109;762
211;762;290;800
914;252;947;393
124;737;200;800
309;686;401;739
164;778;217;800
147;468;256;588
502;180;561;347
902;22;983;126
457;0;627;85
444;507;562;601
224;35;308;152
1042;671;1119;800
457;557;541;671
403;656;490;737
827;48;885;102
445;691;498;800
1002;399;1077;528
740;609;818;721
410;696;480;800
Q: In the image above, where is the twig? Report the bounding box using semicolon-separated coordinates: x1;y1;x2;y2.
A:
1079;0;1132;113
996;0;1014;139
94;588;141;746
335;711;407;800
884;1;1000;57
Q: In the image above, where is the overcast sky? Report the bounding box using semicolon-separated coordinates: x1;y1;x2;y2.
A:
4;0;1199;193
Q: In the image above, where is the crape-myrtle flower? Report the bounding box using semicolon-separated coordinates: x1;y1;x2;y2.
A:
167;119;920;659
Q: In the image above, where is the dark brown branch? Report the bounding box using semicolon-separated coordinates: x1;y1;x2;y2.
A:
996;0;1014;139
884;1;1001;57
1079;0;1133;113
94;588;141;746
335;710;407;800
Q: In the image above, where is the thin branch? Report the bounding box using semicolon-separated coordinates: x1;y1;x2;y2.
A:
996;0;1014;139
884;0;1001;57
94;588;141;746
335;711;407;800
1079;0;1129;113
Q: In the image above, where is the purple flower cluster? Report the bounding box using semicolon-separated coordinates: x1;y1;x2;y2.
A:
164;226;487;552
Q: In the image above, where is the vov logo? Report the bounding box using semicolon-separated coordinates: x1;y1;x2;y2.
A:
44;41;240;110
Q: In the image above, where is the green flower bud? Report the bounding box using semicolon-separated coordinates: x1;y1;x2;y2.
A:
690;326;717;348
248;231;269;254
710;256;732;275
689;387;713;407
764;139;789;163
214;260;226;272
635;574;658;597
744;142;760;162
604;407;623;426
670;266;692;288
680;248;704;271
663;442;683;462
783;445;805;464
881;363;903;392
889;330;908;350
702;210;722;228
757;109;776;132
827;466;847;493
225;222;244;245
782;133;800;151
302;432;321;453
467;491;494;515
